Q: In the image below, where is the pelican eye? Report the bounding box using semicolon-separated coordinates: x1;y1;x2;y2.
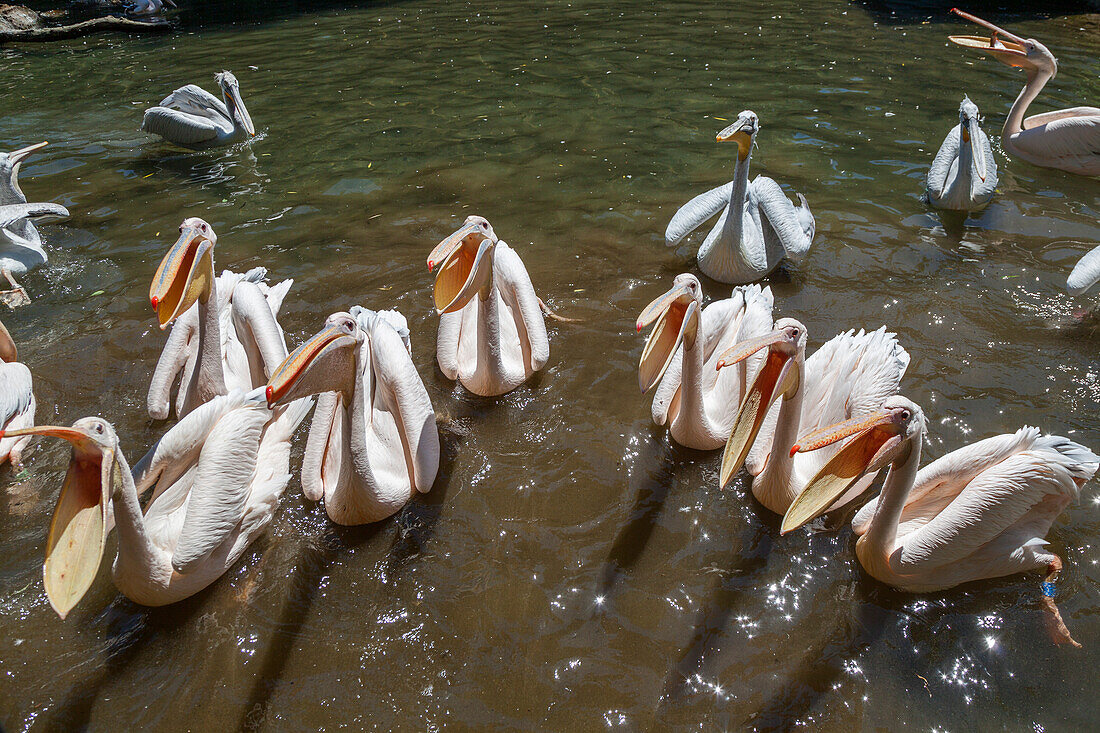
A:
93;423;105;434
899;410;911;421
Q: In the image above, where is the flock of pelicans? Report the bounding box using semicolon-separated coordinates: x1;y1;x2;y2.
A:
0;10;1098;654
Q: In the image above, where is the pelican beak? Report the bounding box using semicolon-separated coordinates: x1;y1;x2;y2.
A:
428;222;497;314
266;324;357;406
0;424;116;619
966;115;987;182
227;85;255;137
716;118;756;161
8;141;48;167
149;224;215;329
948;9;1030;67
716;329;800;488
780;408;910;534
637;282;699;393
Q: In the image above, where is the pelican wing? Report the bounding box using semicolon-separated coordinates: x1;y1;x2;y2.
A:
141;107;223;146
665;182;733;245
926;126;961;199
170;398;269;574
493;242;549;373
1012;112;1100;176
890;433;1097;571
0;202;68;229
158;84;231;123
752;176;814;259
1067;244;1100;296
368;316;439;493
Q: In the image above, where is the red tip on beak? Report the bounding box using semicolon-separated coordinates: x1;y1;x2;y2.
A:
151;296;159;309
265;385;274;403
789;444;800;458
427;260;434;273
636;323;642;333
0;430;6;439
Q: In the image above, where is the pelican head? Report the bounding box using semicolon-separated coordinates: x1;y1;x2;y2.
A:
150;217;218;329
949;9;1057;78
0;141;48;201
715;318;807;486
781;396;925;533
266;311;362;406
958;95;988;182
427;215;499;314
637;273;703;393
716;110;759;162
0;417;122;618
0;318;16;363
216;71;255;137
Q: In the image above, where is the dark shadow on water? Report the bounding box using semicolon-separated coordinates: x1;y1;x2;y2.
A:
597;431;704;599
237;423;461;731
853;0;1094;24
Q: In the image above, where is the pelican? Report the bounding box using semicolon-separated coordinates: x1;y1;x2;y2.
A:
0;318;34;468
141;71;256;150
0;141;70;307
950;9;1100;176
782;397;1098;647
428;215;550;397
2;389;311;617
636;274;773;450
716;320;910;514
926;96;998;210
665;111;815;284
129;0;175;16
266;307;439;524
148;217;292;420
1067;244;1100;295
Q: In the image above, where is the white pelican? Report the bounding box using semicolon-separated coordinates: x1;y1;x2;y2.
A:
148;217;292;420
926;96;998;211
1067;244;1100;295
665;111;815;284
716;320;909;514
2;389;311;617
636;274;773;450
0;318;34;468
0;141;70;307
266;307;439;524
782;396;1098;647
141;71;256;150
428;215;550;397
129;0;175;16
950;10;1100;176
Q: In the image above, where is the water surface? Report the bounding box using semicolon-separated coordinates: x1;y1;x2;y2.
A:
1;1;1099;729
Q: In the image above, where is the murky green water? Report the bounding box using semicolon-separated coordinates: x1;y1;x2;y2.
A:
1;1;1099;729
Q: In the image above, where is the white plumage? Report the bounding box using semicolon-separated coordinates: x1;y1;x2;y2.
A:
141;71;256;150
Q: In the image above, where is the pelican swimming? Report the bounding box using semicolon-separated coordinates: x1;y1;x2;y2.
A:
141;71;256;150
716;320;909;514
0;141;70;307
0;318;34;468
3;390;311;617
129;0;175;16
782;397;1098;647
637;274;773;450
428;215;550;397
926;95;998;210
950;9;1100;176
1067;244;1100;295
665;111;815;284
266;307;439;524
148;217;292;420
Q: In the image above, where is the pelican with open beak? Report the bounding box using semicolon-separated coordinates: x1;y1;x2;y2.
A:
715;320;909;515
926;95;998;211
637;273;773;450
429;215;550;396
781;396;1097;646
5;389;311;616
665;110;815;284
0;141;69;308
267;306;439;524
147;217;292;420
141;70;257;150
949;9;1099;176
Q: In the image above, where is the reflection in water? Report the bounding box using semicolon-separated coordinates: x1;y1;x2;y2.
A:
0;0;1098;729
